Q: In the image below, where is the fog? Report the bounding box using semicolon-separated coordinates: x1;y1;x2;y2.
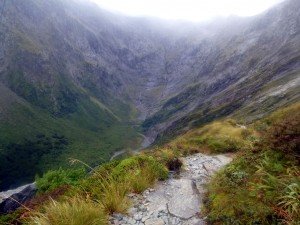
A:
90;0;285;22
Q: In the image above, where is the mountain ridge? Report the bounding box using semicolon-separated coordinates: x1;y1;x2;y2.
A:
0;0;299;189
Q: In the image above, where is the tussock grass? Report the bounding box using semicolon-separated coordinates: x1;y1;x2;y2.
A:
129;165;159;193
23;155;168;225
29;197;107;225
155;119;257;157
74;155;167;214
96;178;130;214
185;119;256;153
110;155;168;182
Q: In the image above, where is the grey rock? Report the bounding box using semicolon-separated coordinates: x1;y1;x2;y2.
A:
134;213;143;221
182;217;206;225
167;179;200;219
0;183;37;213
142;216;150;222
144;218;165;225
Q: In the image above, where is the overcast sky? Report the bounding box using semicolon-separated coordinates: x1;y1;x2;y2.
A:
90;0;284;22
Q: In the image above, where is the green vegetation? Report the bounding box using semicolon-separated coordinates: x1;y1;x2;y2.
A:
262;103;300;157
179;120;255;153
151;119;256;157
1;102;299;225
204;103;300;225
0;134;69;190
0;155;168;225
147;103;299;225
5;71;79;116
205;150;299;224
78;155;168;214
35;168;86;193
0;211;22;225
0;94;142;190
0;62;145;190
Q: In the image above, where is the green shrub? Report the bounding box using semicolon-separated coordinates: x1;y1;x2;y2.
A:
36;168;86;193
241;129;251;139
110;157;140;178
111;155;168;181
129;165;159;193
68;161;131;215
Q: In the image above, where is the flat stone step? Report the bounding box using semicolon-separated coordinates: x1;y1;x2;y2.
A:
167;179;200;219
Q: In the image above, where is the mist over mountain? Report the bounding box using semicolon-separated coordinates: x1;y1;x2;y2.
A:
0;0;299;190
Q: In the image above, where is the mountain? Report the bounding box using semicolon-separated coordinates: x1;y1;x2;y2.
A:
0;0;299;190
141;0;300;141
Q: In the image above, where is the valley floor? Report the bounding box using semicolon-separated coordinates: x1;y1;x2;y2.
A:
109;153;232;225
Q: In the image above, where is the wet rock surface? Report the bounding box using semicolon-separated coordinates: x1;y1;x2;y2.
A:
0;183;37;213
110;153;232;225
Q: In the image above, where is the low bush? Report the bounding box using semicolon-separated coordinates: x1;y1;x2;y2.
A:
205;136;241;153
110;155;168;182
166;157;182;171
36;167;86;193
263;104;300;157
129;166;157;193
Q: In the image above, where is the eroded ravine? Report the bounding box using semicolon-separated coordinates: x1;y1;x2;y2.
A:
110;153;232;225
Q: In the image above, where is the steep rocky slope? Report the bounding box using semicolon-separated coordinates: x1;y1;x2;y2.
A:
0;0;299;189
142;0;300;141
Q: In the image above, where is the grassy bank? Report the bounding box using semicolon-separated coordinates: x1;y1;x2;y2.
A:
204;103;300;224
0;155;168;225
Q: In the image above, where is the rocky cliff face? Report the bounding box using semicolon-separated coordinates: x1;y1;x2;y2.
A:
141;0;300;141
0;0;299;189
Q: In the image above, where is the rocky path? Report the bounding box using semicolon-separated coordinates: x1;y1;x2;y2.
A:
110;153;232;225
